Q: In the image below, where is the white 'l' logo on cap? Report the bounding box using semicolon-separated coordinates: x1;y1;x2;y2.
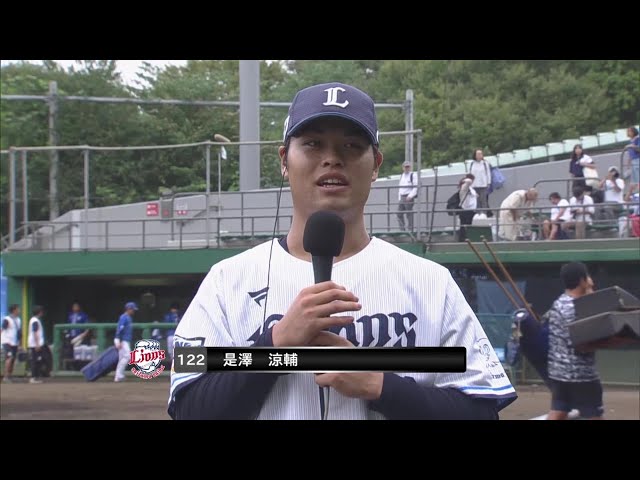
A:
323;87;349;108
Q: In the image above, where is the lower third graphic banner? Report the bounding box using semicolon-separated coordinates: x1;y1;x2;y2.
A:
173;347;466;373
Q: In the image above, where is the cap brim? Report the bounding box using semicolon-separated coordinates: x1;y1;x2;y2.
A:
286;112;378;145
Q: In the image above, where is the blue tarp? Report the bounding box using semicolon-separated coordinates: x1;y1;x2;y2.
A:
475;278;527;351
476;278;526;315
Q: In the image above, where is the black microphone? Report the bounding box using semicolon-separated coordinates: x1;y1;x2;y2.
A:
303;210;345;284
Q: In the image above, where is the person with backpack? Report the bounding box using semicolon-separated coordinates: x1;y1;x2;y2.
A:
396;160;418;232
456;174;478;241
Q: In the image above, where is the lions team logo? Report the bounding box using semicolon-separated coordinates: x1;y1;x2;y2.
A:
476;338;505;380
129;339;166;379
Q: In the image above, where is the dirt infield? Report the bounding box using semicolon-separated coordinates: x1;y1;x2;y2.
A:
1;375;638;420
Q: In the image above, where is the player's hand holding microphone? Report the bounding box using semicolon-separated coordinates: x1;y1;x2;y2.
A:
271;281;361;347
272;210;383;401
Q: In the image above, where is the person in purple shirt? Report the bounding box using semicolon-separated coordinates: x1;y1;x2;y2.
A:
624;126;640;187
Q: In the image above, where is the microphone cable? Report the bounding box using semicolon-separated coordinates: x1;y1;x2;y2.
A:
260;157;287;336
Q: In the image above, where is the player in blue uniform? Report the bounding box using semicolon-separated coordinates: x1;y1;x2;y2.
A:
114;301;137;382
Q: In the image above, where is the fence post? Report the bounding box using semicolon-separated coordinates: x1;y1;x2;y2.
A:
96;328;106;353
53;326;61;371
9;148;16;246
83;149;90;250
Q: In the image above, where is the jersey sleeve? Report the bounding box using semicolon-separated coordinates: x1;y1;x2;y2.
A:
115;316;124;339
168;265;233;408
433;273;517;411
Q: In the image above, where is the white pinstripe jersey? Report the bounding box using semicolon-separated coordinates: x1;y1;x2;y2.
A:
168;237;516;419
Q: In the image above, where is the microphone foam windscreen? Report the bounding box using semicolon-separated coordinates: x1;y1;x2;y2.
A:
303;210;345;257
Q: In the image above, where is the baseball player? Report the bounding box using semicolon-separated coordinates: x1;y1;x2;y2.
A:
2;304;22;383
114;301;137;382
163;302;181;360
67;302;89;343
168;82;517;419
27;305;46;384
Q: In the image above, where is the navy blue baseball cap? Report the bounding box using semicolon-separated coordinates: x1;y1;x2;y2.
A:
125;301;139;310
283;82;379;146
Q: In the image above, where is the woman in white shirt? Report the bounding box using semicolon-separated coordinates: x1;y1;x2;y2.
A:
577;148;600;191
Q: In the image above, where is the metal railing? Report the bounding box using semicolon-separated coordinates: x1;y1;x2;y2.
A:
4;165;638;252
7;196;637;253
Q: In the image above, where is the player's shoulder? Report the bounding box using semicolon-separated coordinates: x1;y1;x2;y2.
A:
206;239;275;274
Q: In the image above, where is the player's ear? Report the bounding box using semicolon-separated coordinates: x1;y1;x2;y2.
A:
279;146;288;179
371;149;383;183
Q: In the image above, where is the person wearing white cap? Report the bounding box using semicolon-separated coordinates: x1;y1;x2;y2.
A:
397;160;418;232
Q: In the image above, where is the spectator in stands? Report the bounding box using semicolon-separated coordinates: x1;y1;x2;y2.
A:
569;144;586;189
27;305;45;384
498;188;539;241
626;183;640;215
566;185;594;239
624;126;639;188
600;166;625;216
470;149;492;216
577;146;600;192
456;174;478;242
622;184;640;238
543;192;571;240
396;160;417;232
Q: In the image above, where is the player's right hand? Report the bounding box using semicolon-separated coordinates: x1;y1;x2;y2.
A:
272;281;361;347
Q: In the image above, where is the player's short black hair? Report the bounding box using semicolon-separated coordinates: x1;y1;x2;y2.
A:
9;304;19;313
549;192;561;200
560;262;589;290
33;305;44;316
170;302;180;310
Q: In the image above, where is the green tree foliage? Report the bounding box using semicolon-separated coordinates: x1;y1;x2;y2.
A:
1;60;638;239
